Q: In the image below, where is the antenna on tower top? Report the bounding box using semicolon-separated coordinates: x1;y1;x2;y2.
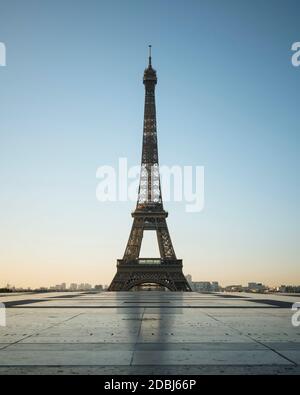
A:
148;45;152;66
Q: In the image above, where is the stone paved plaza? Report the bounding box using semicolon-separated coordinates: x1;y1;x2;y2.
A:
0;291;300;374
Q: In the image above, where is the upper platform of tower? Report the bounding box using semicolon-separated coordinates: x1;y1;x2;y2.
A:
143;45;157;85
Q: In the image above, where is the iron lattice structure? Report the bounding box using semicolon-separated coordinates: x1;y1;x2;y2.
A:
108;48;191;292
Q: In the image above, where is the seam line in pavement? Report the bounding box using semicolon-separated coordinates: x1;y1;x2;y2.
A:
0;313;84;352
130;308;145;366
202;311;297;366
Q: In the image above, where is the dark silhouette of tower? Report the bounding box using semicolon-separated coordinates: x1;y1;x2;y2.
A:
108;47;191;292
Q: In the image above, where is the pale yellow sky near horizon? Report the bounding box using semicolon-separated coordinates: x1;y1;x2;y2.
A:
1;230;299;289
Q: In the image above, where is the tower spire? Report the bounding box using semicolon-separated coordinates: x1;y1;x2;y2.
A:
148;45;152;67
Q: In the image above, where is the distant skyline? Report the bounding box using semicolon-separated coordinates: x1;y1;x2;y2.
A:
2;278;299;291
0;0;299;288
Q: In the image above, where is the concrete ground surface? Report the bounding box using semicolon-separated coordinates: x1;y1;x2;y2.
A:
0;291;299;375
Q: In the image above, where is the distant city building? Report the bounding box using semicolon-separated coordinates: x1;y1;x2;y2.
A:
279;285;300;293
193;282;211;292
94;284;103;291
50;283;67;291
70;283;78;291
211;282;220;292
78;283;92;291
225;285;243;292
191;281;220;292
247;282;266;292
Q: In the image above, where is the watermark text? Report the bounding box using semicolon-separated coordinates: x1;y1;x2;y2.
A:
0;303;6;327
96;158;204;213
0;42;6;66
292;302;300;327
291;42;300;67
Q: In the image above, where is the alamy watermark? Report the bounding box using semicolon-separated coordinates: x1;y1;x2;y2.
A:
0;42;6;66
291;42;300;67
0;303;6;327
291;302;300;327
96;158;204;213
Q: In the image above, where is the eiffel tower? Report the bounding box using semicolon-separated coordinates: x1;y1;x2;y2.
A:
108;47;191;292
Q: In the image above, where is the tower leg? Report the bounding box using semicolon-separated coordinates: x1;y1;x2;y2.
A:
123;218;144;261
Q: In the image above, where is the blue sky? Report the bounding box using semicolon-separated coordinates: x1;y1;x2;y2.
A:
0;0;299;287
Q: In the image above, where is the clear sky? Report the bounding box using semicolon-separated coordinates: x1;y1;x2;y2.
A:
0;0;299;288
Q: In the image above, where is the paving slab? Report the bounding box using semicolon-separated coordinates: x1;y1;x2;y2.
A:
0;350;133;366
132;350;292;365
